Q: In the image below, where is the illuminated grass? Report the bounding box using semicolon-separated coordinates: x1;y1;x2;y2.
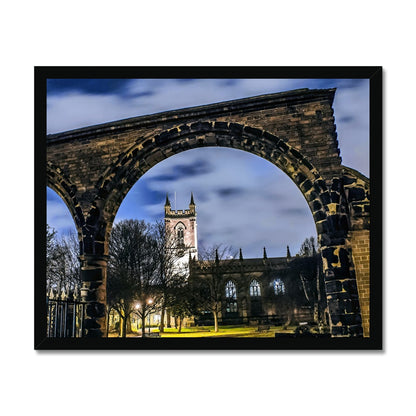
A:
108;325;299;338
159;325;297;338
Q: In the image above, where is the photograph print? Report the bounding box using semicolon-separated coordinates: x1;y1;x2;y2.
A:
35;67;382;349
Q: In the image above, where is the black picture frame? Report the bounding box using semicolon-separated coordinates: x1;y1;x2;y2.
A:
35;66;382;350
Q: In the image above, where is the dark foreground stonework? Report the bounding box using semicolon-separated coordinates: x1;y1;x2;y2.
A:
47;89;370;337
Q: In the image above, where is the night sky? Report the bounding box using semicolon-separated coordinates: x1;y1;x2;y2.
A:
47;78;369;258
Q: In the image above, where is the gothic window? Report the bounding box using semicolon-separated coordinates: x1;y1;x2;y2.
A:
225;281;237;314
249;279;261;297
176;225;184;247
226;301;238;313
273;278;285;295
225;280;237;299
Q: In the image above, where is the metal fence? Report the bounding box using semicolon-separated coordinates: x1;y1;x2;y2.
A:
46;287;86;337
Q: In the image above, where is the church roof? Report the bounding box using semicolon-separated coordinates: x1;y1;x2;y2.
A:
191;256;290;274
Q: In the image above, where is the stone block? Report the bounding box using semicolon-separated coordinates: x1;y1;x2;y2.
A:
81;267;102;282
348;187;366;202
326;280;343;294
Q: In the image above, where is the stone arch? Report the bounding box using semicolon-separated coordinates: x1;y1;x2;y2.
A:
46;161;85;249
84;122;363;336
92;122;333;256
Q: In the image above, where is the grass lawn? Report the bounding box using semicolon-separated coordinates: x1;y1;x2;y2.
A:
158;325;297;338
107;325;309;338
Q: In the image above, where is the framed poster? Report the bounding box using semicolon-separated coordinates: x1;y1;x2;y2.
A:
35;66;382;350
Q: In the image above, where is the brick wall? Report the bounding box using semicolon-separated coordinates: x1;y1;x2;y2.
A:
350;230;370;337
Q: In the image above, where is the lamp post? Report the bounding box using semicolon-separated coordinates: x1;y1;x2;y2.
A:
147;299;153;335
135;303;141;335
135;299;153;337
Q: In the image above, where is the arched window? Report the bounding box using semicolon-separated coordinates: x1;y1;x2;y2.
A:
225;281;237;314
249;279;261;297
225;281;237;299
175;224;185;247
273;278;285;295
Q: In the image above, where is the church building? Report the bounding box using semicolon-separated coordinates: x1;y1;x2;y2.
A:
164;194;325;327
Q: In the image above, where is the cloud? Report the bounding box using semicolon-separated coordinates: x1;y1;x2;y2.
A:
148;158;212;182
47;79;133;96
47;93;130;133
147;173;178;182
338;116;354;123
333;80;369;176
216;187;244;198
124;90;155;99
278;207;310;217
335;79;367;89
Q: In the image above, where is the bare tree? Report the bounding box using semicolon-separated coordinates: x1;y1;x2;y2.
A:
168;284;193;332
294;237;327;325
61;232;82;289
150;220;189;333
46;225;57;291
107;219;164;337
298;236;318;257
191;244;237;332
46;226;81;295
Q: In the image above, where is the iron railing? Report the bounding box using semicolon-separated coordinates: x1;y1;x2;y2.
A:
46;287;86;337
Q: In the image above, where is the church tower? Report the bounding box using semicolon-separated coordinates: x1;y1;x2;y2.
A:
164;193;198;274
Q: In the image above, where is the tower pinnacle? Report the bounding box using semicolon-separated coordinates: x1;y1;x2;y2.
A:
165;193;171;207
189;192;196;215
